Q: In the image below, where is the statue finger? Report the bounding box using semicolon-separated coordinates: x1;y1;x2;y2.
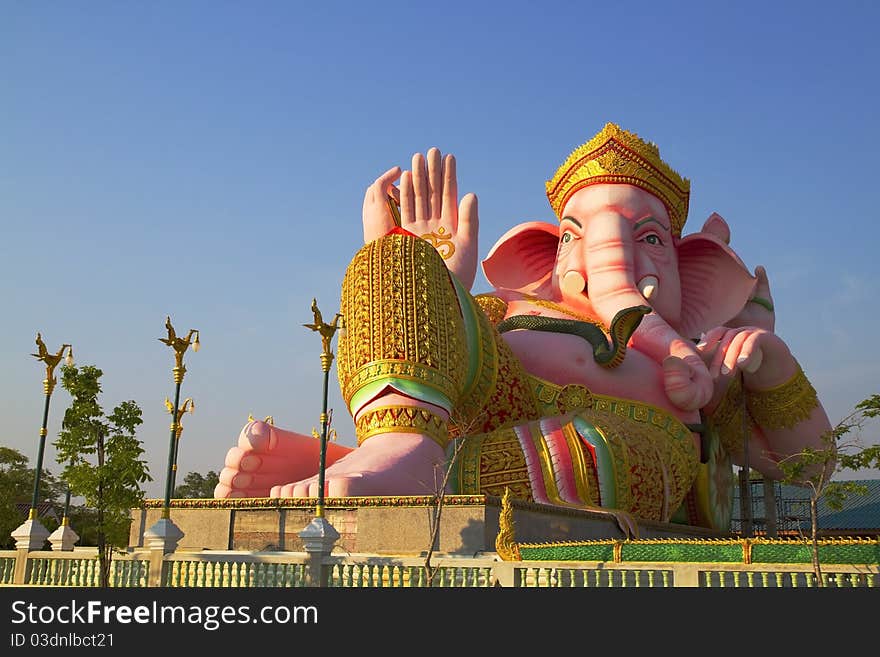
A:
722;329;752;374
427;147;443;220
458;191;478;236
442;153;459;228
711;329;740;378
372;166;401;196
399;170;416;225
411;151;429;223
695;326;726;357
754;265;773;299
736;331;764;374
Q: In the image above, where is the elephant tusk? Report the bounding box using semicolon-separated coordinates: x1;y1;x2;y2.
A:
562;271;587;296
638;275;658;300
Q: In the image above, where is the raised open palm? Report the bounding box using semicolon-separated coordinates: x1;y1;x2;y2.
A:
362;147;479;290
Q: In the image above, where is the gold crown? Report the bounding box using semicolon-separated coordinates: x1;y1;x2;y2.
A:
545;123;691;236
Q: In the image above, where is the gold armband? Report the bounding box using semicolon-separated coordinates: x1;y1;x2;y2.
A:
709;375;748;458
355;406;449;449
473;294;509;326
744;366;819;431
336;232;469;410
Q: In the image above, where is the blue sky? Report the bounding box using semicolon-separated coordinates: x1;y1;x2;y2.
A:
2;1;878;498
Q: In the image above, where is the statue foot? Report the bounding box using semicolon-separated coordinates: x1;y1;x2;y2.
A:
213;420;354;498
269;433;449;498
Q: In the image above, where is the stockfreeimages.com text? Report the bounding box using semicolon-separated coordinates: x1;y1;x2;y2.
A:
10;600;317;631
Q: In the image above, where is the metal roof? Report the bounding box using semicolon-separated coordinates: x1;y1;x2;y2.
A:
816;479;880;530
732;478;880;531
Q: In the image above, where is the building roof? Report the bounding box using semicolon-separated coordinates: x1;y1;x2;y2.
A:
732;478;880;532
13;501;61;521
816;480;880;530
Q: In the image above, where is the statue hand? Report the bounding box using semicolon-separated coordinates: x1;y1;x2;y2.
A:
362;148;479;290
695;325;796;391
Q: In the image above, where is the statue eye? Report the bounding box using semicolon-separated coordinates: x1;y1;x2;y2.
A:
642;233;663;246
561;232;574;244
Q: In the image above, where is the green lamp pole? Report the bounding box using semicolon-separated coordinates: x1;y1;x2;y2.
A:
166;397;195;493
61;481;73;528
158;317;199;519
28;333;74;520
303;299;343;519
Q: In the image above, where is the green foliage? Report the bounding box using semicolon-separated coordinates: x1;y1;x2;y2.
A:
173;470;220;498
0;446;64;549
778;394;880;507
66;505;100;547
776;394;880;586
54;364;151;586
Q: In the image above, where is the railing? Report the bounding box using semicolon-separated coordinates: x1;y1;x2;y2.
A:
1;554;16;584
323;557;496;587
514;564;674;587
1;550;149;587
162;552;309;587
1;548;877;588
510;562;878;588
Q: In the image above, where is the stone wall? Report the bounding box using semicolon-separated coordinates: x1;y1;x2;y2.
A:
130;495;730;555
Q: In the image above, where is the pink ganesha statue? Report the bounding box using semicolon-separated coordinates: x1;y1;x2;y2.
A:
214;123;832;532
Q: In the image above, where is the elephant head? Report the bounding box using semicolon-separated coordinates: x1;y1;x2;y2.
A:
482;183;757;411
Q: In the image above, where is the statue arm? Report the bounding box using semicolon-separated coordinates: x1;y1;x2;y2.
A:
699;328;832;481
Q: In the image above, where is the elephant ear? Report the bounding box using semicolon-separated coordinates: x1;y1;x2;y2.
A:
677;232;757;340
482;221;560;299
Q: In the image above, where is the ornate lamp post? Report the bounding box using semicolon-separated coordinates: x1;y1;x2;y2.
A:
299;299;343;576
12;333;73;550
302;298;343;519
144;316;198;553
29;334;74;517
157;316;199;518
165;397;195;493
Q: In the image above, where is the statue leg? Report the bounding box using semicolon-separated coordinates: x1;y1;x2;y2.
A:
453;383;700;525
215;231;539;499
271;231;540;498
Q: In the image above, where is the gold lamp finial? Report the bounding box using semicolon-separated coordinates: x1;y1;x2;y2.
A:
159;316;200;380
303;299;343;367
31;333;74;394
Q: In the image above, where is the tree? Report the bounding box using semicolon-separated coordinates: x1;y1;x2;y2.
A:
66;505;101;547
0;446;65;549
777;394;880;587
173;470;219;498
54;364;152;587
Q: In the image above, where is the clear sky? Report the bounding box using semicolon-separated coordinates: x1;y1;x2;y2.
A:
2;1;878;498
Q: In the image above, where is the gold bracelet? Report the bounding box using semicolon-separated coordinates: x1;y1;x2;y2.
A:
355;405;449;449
744;366;819;431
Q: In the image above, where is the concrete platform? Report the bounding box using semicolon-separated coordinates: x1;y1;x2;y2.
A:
130;495;733;556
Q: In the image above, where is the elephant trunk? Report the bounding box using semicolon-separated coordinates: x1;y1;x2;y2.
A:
583;214;712;411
